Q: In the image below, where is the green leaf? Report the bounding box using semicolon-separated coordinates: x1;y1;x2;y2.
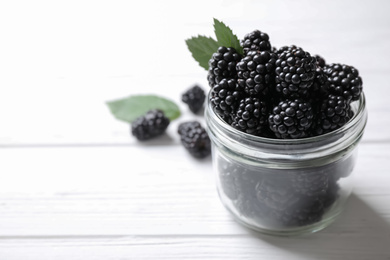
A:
106;94;181;123
185;35;219;70
213;18;243;55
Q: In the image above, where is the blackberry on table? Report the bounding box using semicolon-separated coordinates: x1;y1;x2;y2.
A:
231;97;269;136
241;30;272;55
182;85;206;114
275;48;317;99
178;121;211;159
207;46;242;88
324;63;363;102
236;50;277;97
210;78;244;124
268;99;314;139
131;109;170;141
312;94;353;136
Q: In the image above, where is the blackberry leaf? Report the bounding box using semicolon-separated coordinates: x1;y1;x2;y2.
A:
185;35;219;70
213;18;243;55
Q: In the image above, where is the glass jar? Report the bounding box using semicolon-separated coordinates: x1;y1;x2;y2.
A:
205;93;368;236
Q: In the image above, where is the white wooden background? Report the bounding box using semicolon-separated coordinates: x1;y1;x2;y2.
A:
0;0;390;259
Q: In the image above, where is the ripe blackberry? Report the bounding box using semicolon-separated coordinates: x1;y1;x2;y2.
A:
241;30;272;54
218;161;240;200
324;63;363;102
290;171;329;197
275;45;302;55
218;158;261;201
255;178;301;212
236;50;277;97
315;55;326;68
268;99;314;139
207;46;242;88
272;197;325;227
181;85;205;114
275;48;317;99
311;67;330;102
210;78;244;124
131;109;170;141
231;97;269;136
178;121;211;159
312;94;352;135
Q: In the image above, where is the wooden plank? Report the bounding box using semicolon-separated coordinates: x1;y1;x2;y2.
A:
0;220;389;260
0;143;389;237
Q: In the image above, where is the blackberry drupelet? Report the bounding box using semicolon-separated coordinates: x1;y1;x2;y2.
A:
236;50;277;97
275;48;317;99
231;97;269;136
268;99;314;139
207;46;242;88
324;63;363;102
241;30;272;54
181;85;206;114
312;94;352;136
131;109;170;141
178;121;211;158
210;78;244;124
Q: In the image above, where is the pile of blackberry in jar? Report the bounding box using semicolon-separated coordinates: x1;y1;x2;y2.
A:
208;30;363;139
208;29;363;228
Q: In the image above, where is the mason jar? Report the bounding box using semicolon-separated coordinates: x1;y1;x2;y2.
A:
205;93;368;236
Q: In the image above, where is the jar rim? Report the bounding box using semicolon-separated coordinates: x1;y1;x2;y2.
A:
206;91;367;145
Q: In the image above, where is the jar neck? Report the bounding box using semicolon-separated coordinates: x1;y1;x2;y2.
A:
205;93;367;166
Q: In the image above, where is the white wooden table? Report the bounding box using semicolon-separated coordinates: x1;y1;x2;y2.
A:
1;1;390;259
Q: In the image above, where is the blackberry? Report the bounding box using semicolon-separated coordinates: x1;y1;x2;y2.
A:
275;45;302;55
272;197;325;227
178;121;211;158
181;85;206;114
311;67;330;102
322;180;340;209
255;177;301;212
236;50;277;97
290;171;329;197
207;46;242;88
231;97;269;136
241;30;272;55
275;48;317;99
218;158;261;201
312;94;352;136
324;63;363;102
131;109;170;141
218;161;240;200
315;55;326;68
210;78;243;124
268;99;314;139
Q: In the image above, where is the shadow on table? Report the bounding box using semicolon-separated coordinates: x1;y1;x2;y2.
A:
135;133;175;146
250;193;390;259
